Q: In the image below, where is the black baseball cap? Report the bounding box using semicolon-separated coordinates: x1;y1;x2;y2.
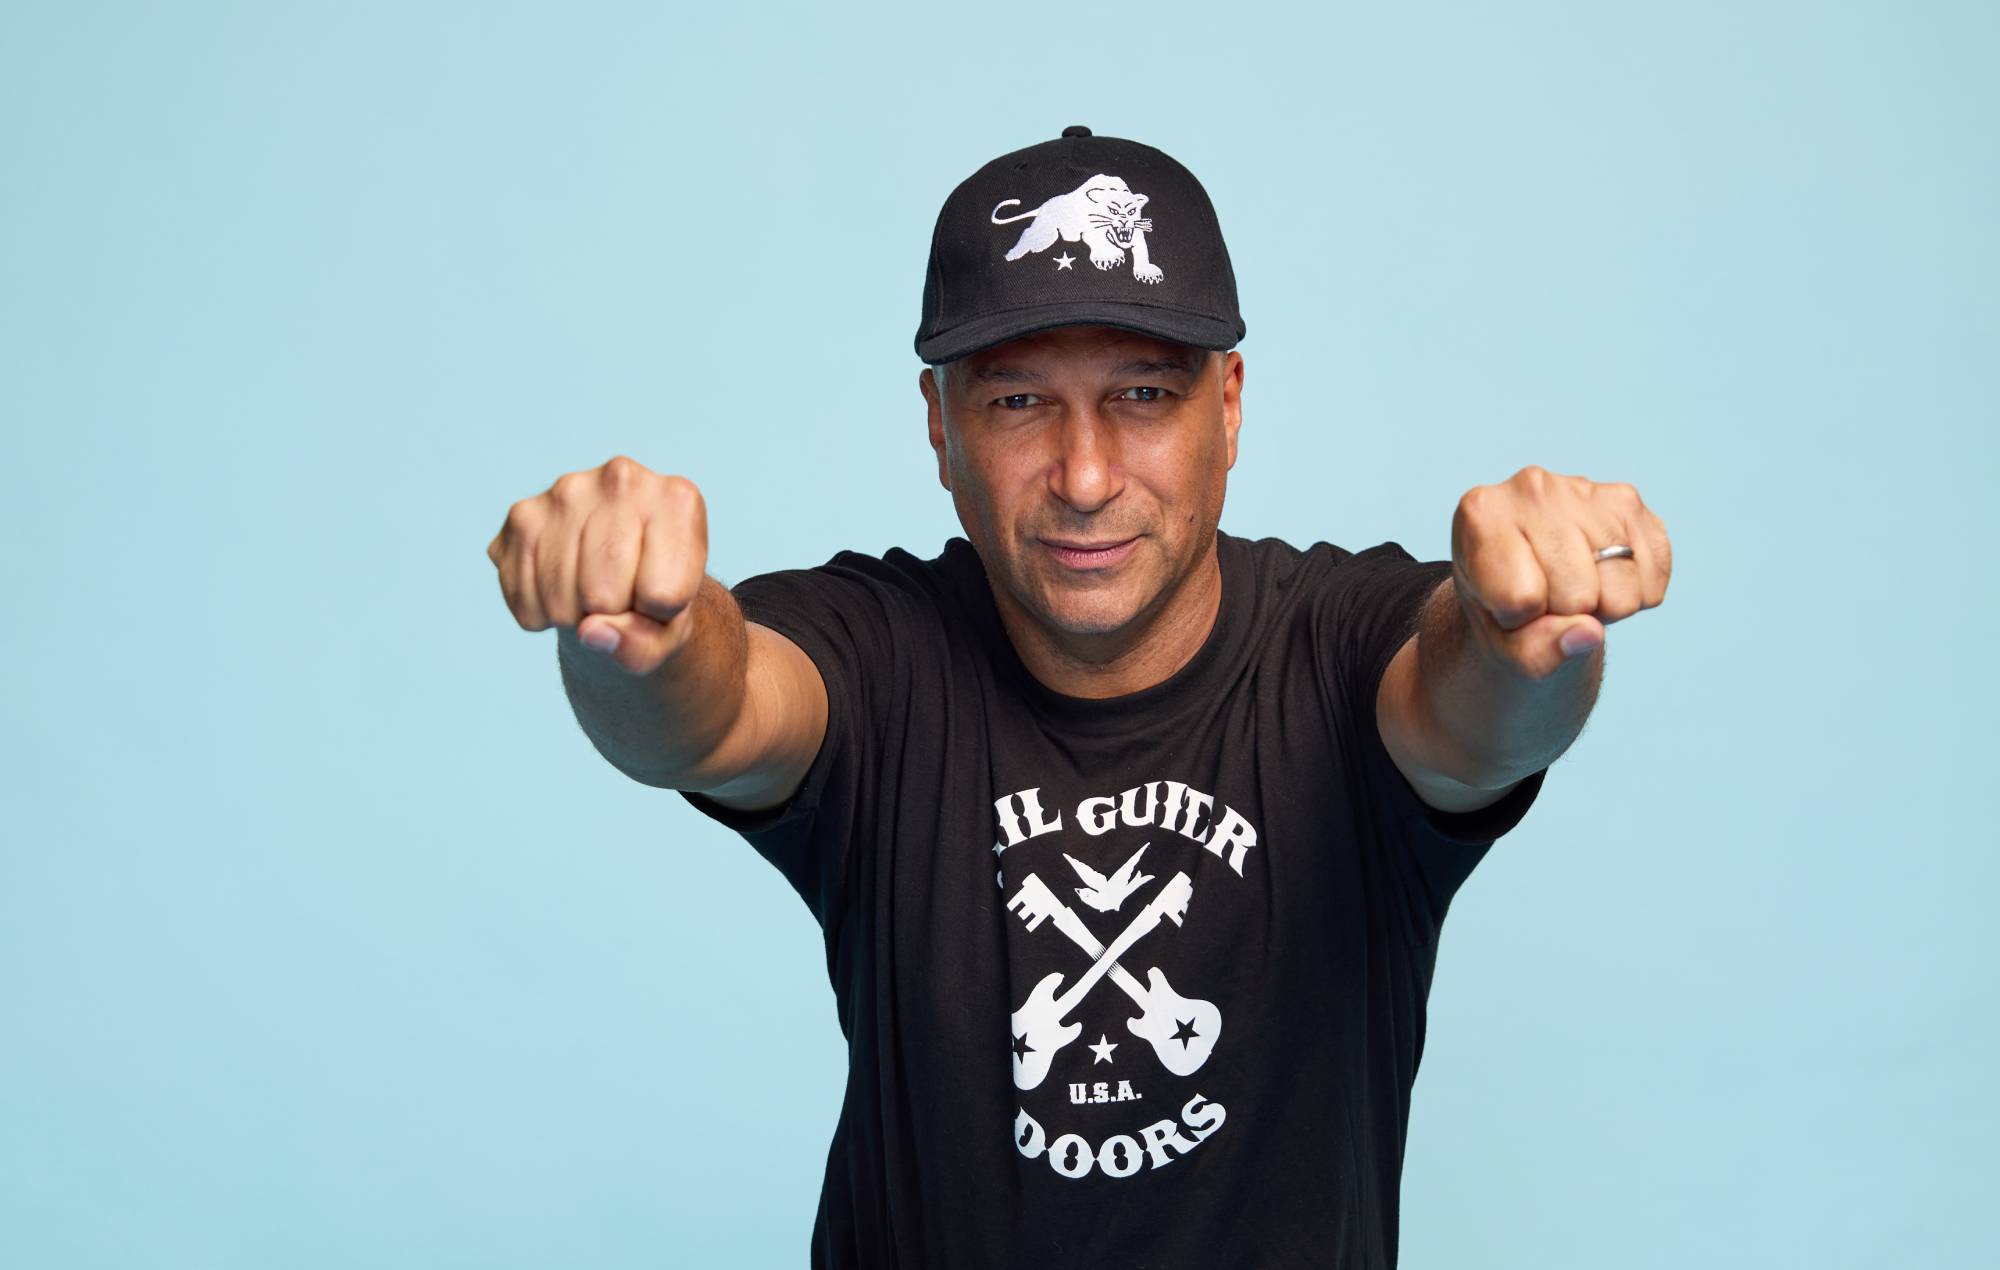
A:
914;126;1247;364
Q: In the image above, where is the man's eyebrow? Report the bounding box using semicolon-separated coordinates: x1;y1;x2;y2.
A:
965;364;1044;385
1111;354;1202;378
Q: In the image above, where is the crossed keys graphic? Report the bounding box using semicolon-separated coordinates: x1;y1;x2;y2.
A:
1005;870;1223;1091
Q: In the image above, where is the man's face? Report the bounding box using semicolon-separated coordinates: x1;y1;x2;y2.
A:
919;325;1245;646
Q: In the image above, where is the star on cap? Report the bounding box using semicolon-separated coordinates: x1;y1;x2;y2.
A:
1054;252;1076;271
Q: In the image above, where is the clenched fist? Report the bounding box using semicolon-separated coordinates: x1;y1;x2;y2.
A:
1450;465;1672;680
486;455;709;676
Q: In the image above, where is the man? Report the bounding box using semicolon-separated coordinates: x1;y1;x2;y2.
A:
486;126;1670;1267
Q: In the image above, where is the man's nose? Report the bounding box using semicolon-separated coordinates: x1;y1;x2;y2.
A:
1049;410;1122;513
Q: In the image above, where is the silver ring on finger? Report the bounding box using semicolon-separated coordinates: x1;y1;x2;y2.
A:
1593;543;1636;563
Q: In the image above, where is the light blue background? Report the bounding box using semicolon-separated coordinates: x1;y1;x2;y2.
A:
4;2;1994;1266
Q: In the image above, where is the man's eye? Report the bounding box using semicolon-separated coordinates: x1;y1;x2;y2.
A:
996;393;1041;410
1118;386;1166;403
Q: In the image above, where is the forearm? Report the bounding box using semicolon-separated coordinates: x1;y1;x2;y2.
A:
557;574;749;787
1408;577;1603;788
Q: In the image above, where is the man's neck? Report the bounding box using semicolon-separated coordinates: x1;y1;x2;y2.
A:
989;538;1224;700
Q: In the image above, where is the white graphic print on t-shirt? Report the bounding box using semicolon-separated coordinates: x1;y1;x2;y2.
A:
992;780;1257;1181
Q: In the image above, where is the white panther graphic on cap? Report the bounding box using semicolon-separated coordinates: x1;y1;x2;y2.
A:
991;175;1163;284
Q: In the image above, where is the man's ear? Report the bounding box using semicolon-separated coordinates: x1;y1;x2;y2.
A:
1219;351;1245;470
919;365;953;492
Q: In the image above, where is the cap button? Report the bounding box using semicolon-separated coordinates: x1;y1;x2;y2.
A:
1061;125;1091;138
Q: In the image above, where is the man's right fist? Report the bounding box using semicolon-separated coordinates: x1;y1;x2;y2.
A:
487;455;708;676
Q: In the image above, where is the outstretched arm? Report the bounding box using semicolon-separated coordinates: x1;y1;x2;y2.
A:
557;581;827;812
488;455;828;814
1377;466;1673;813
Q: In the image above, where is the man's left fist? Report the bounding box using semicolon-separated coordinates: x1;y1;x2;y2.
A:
1450;465;1672;680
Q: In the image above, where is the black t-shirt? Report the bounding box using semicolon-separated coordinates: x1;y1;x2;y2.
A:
679;529;1546;1269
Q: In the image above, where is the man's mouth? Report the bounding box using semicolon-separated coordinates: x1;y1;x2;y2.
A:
1040;537;1139;571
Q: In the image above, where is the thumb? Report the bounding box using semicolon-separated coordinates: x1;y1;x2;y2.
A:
1500;612;1604;679
575;609;693;676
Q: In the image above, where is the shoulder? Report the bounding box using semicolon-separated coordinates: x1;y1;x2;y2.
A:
1230;533;1434;590
730;538;975;607
723;539;987;668
1221;528;1378;567
1219;530;1382;605
1220;533;1448;689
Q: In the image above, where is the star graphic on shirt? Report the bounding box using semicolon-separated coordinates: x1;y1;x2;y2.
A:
1088;1034;1118;1065
1011;1032;1034;1058
1054;251;1076;271
1170;1017;1201;1048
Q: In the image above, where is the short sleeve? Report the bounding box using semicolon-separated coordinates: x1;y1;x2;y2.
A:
1313;542;1547;919
675;552;917;927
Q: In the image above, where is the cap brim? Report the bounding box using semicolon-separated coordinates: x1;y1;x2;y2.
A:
916;300;1243;364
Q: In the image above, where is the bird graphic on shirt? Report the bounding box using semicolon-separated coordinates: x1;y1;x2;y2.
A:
1064;845;1156;914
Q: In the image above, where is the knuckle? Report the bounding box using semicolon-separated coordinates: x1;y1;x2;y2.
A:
1512;464;1552;493
658;477;709;536
1487;584;1540;617
1546;585;1592;615
1456;484;1501;521
513;591;549;630
658;472;702;509
579;583;626;616
548;471;585;506
544;598;580;629
634;580;691;615
599;453;647;492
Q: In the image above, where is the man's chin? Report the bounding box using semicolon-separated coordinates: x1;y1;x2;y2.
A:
1032;590;1146;640
987;552;1157;640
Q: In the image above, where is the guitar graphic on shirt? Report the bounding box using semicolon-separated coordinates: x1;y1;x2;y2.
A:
1007;871;1220;1078
1008;872;1193;1091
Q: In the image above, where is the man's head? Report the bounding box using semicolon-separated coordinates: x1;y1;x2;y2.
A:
912;128;1248;669
920;324;1244;655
